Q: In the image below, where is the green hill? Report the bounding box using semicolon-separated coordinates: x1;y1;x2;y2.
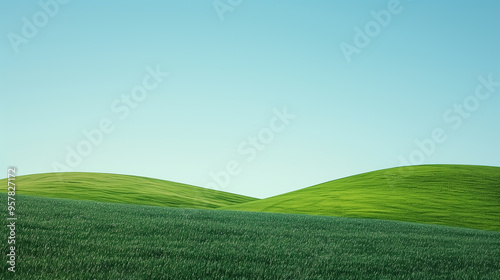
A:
0;172;257;209
3;194;499;279
224;165;500;231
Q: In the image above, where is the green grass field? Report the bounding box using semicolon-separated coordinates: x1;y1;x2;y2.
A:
2;165;499;231
225;165;500;231
2;194;500;279
0;172;257;209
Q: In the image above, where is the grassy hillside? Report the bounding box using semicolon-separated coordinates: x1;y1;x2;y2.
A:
0;172;256;209
2;194;499;279
225;165;500;231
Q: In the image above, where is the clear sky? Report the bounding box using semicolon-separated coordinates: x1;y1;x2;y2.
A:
1;0;499;198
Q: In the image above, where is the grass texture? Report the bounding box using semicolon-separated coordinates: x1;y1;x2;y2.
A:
2;194;499;279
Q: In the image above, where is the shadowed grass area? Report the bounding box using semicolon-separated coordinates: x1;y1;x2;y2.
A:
2;194;499;279
224;165;500;231
0;172;257;209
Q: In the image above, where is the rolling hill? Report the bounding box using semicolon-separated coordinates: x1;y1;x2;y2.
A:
2;165;499;230
224;165;500;231
0;172;257;209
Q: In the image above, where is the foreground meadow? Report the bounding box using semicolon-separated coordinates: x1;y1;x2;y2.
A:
2;194;499;279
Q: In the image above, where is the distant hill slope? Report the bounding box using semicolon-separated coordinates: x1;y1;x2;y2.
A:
0;172;257;209
224;165;500;231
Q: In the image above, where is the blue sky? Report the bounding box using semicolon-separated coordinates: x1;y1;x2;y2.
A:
1;0;499;198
